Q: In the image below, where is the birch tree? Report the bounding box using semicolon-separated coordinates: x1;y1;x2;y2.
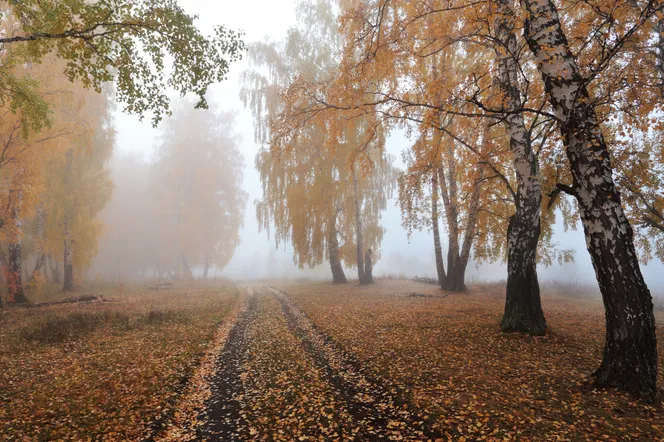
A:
521;0;660;401
244;0;395;282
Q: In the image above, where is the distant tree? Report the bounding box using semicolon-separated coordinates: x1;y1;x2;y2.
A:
88;154;155;280
0;0;244;301
39;85;114;292
150;99;247;279
0;55;97;302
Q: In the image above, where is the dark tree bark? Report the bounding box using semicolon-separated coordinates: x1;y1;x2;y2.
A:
437;162;460;291
62;149;75;292
494;0;546;336
0;249;5;308
48;255;62;284
328;212;347;283
523;0;658;401
502;214;546;335
62;253;74;292
431;169;447;288
436;138;481;293
657;17;664;95
352;166;366;283
363;249;374;284
42;256;50;283
32;255;46;281
7;241;28;304
444;256;468;292
31;205;46;282
0;248;6;288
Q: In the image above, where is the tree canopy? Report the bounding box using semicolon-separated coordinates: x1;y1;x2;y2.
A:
0;0;245;128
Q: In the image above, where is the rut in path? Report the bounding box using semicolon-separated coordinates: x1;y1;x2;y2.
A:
200;286;443;441
269;287;444;441
199;291;256;441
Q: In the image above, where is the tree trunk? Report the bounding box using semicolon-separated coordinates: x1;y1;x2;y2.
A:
62;149;75;292
0;249;5;307
32;255;46;281
523;0;657;401
431;169;447;288
364;249;374;284
48;256;62;284
502;214;546;335
31;205;46;282
445;257;468;292
62;242;74;291
181;253;192;279
328;212;347;283
352;165;366;283
657;17;664;95
202;253;210;280
435;132;480;293
7;195;28;304
43;256;50;283
437;166;464;292
494;0;546;336
0;248;6;288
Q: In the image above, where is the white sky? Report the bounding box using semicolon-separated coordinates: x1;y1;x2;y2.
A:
112;0;663;291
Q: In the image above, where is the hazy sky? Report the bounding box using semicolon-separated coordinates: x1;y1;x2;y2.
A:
111;0;663;291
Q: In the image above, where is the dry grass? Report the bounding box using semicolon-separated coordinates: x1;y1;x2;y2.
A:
0;283;239;441
278;279;664;441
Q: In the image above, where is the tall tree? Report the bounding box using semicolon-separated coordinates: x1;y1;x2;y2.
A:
244;0;395;282
62;148;74;291
0;55;86;301
493;0;546;335
29;73;115;292
5;193;28;304
521;0;659;401
431;169;446;286
149;99;246;278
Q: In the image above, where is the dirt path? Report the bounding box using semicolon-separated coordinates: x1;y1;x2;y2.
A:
199;286;443;441
199;291;256;440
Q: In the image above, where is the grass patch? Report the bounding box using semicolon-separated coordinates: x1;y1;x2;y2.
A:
16;308;188;345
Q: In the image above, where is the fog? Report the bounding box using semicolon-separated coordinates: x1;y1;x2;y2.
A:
91;0;664;294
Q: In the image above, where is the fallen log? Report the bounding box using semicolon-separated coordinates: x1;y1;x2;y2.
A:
406;292;450;299
149;282;175;291
14;295;110;308
413;276;439;286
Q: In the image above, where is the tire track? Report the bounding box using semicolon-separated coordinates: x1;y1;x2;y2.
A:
199;289;257;441
235;289;356;440
269;287;444;441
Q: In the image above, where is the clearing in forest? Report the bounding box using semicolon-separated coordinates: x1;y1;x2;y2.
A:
2;280;663;441
194;281;664;441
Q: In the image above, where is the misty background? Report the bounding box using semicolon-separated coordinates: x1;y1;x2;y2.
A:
94;0;664;292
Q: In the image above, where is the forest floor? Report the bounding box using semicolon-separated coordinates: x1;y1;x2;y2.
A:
0;282;241;441
1;279;664;441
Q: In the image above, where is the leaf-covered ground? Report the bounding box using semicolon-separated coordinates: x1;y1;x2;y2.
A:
3;280;663;441
199;287;443;441
278;280;664;441
0;284;240;441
